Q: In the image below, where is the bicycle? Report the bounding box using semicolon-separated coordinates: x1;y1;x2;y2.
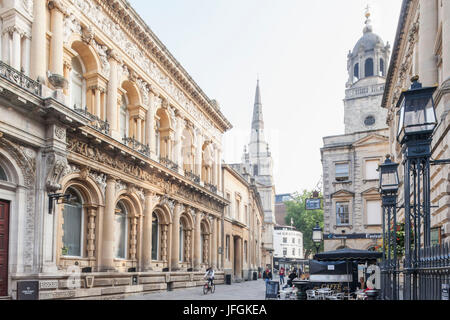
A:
203;279;215;294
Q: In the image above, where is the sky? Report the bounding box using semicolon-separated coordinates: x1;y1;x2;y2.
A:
128;0;403;194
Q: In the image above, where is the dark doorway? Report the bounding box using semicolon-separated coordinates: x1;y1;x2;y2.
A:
0;200;10;296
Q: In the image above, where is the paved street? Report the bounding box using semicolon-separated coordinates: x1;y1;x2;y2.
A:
122;278;272;300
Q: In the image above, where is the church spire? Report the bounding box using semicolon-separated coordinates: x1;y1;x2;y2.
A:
252;79;264;133
249;78;268;160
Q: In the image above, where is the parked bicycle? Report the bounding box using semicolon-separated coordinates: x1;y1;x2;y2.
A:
203;279;215;294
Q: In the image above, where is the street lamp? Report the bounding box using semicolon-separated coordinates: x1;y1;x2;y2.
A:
397;76;437;300
312;222;323;254
378;154;399;300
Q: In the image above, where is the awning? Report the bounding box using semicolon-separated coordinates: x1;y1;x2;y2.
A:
313;248;382;262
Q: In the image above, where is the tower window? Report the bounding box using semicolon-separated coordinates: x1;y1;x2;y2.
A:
365;58;374;77
380;58;385;76
353;63;359;80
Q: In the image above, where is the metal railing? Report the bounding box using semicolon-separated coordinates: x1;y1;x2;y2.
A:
123;136;150;157
380;243;450;300
184;170;200;184
160;156;179;172
74;107;110;135
0;60;41;96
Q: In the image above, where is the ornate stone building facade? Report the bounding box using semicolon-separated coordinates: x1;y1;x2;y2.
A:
0;0;240;299
222;165;264;282
381;0;450;245
321;10;390;251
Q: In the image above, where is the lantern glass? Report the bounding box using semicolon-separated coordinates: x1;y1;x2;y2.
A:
397;83;437;143
380;170;399;193
312;224;323;243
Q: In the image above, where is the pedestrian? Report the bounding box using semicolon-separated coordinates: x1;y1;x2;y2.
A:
279;267;285;285
264;267;272;284
287;268;297;287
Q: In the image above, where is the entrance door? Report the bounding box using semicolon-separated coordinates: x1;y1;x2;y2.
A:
0;200;9;296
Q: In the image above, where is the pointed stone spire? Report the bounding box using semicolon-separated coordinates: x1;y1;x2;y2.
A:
252;78;264;137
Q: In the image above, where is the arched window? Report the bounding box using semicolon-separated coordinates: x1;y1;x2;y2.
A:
380;58;385;76
151;212;158;260
353;63;359;80
62;187;84;257
70;56;85;109
0;165;7;181
365;58;374;77
119;95;129;139
114;201;128;259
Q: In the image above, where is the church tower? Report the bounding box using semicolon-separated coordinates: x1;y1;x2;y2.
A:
343;8;390;134
240;80;276;266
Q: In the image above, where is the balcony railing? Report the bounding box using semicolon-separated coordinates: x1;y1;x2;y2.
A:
74;107;110;135
345;83;385;99
123;136;150;157
205;182;217;193
0;60;41;96
160;156;179;172
185;170;201;184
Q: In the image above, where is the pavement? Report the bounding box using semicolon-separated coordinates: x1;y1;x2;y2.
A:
122;278;274;300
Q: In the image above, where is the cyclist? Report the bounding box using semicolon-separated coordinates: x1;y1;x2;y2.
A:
204;266;215;288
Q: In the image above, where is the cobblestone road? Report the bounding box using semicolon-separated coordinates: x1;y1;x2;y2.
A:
122;278;273;300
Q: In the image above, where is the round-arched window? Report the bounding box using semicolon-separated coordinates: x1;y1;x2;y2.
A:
114;201;128;259
364;115;376;126
365;58;374;77
62;187;84;257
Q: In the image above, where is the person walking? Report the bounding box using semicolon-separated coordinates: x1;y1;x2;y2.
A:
287;268;298;287
279;267;285;285
263;267;272;284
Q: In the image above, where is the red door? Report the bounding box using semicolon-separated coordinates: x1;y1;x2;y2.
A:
0;200;9;296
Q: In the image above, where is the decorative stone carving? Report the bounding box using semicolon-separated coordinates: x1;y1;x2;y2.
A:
64;13;82;44
63;163;80;177
89;171;107;194
81;25;95;44
115;180;127;193
54;125;66;141
21;0;33;17
45;153;68;192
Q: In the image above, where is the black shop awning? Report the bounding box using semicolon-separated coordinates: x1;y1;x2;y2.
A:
313;248;382;262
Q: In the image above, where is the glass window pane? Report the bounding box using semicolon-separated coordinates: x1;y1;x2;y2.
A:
336;202;349;225
115;203;127;259
0;165;7;181
62;188;82;257
152;213;158;260
336;163;349;177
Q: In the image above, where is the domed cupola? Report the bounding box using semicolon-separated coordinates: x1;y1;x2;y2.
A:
346;8;391;88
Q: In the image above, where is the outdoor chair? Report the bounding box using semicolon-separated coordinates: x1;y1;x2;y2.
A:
306;289;318;300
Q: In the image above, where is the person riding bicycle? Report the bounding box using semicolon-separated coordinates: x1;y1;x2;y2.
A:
204;266;215;288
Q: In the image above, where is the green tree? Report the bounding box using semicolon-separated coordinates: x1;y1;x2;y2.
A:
284;190;324;258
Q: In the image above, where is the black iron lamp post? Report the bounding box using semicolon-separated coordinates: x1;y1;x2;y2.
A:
378;154;399;300
396;75;437;300
312;222;323;254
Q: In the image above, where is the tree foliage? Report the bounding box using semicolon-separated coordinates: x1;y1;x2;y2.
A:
284;190;324;258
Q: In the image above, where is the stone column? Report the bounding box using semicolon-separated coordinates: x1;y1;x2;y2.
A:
443;0;450;81
22;34;31;76
142;191;157;270
217;147;222;192
171;202;183;271
418;0;438;86
106;50;121;139
101;176;116;271
195;132;203;176
174;115;185;172
1;29;9;65
136;117;142;142
147;94;157;159
95;87;102;118
193;211;202;270
11;27;21;71
211;217;217;268
30;0;47;81
48;1;66;77
130;216;138;261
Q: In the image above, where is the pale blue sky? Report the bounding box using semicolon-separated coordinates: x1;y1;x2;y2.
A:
128;0;403;194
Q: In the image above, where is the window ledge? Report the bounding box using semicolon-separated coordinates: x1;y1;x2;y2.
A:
363;179;379;183
333;180;352;185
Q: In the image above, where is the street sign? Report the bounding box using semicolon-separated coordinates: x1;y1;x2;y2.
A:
306;198;322;210
442;284;449;300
